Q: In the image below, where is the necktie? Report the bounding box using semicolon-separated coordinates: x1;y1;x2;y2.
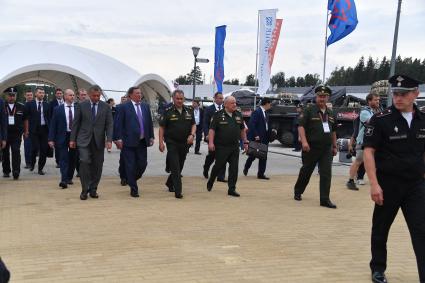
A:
218;105;221;111
68;106;73;131
136;103;145;137
91;103;96;121
37;102;41;113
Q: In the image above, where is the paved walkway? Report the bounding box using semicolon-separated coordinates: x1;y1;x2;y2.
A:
0;173;419;282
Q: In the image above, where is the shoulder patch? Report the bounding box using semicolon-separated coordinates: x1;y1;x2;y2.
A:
364;126;374;136
375;108;392;118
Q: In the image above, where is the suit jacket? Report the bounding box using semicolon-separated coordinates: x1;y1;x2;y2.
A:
49;99;61;118
194;107;204;131
49;104;78;147
247;107;270;144
70;100;113;149
0;99;7;140
25;100;50;134
203;104;219;136
113;101;154;147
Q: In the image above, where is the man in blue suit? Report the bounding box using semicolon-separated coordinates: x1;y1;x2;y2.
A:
113;95;129;186
48;89;78;189
203;92;226;181
243;97;273;180
49;88;64;168
114;87;154;198
24;87;50;175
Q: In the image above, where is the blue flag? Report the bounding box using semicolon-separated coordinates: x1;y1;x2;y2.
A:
327;0;358;46
214;25;226;92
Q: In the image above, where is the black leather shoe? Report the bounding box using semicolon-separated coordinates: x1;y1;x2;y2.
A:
195;152;202;155
89;192;99;198
3;173;10;178
59;182;68;189
38;170;45;175
29;166;34;171
243;168;248;176
55;164;60;168
257;175;270;180
320;199;337;209
80;193;88;200
175;194;183;199
371;271;387;283
294;194;302;201
166;183;174;192
130;191;139;198
76;173;80;178
228;190;240;197
67;180;74;185
207;181;213;191
217;178;227;183
13;175;19;180
24;164;30;169
120;179;127;186
203;169;209;179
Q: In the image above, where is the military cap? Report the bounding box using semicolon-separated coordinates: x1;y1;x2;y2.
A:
389;74;423;93
4;87;17;95
315;85;332;96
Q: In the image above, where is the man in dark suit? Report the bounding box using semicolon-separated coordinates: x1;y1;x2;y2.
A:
49;88;64;168
23;89;33;168
243;97;274;180
48;89;78;189
2;88;26;180
114;87;154;197
203;92;226;181
24;87;50;175
192;98;203;154
70;85;113;200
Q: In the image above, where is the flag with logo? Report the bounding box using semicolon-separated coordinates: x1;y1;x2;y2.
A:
214;25;226;93
327;0;358;46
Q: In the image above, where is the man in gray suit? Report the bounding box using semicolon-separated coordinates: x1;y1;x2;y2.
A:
70;85;113;200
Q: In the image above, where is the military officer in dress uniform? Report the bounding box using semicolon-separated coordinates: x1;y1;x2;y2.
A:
159;89;196;199
293;85;338;208
206;96;248;197
364;74;425;283
2;88;26;179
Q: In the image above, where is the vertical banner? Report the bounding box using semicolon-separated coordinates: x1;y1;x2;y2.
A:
214;25;227;93
268;19;282;69
257;9;278;95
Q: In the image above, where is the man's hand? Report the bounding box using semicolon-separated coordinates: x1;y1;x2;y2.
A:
24;132;29;139
243;142;248;151
302;141;310;152
114;140;123;150
370;183;384;206
159;142;165;153
69;141;76;149
254;136;260;141
332;146;337;156
149;138;154;146
187;135;194;145
208;143;215;152
106;142;112;151
48;141;55;148
1;140;6;149
204;135;209;142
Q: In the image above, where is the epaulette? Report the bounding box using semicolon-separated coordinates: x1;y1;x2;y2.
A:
17;102;25;106
375;108;392;118
184;105;193;111
165;105;174;112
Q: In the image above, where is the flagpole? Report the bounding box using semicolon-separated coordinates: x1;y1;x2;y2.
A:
322;8;330;84
254;10;260;107
387;0;402;107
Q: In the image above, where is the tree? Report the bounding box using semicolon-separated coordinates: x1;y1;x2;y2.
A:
244;74;256;86
174;75;190;85
296;77;305;87
186;66;203;85
304;73;321;86
286;76;296;87
223;78;240;85
271;72;286;87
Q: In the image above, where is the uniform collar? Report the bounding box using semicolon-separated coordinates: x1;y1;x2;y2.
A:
390;104;423;121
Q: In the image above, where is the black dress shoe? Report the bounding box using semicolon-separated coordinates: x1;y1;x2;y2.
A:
130;191;140;198
175;194;183;199
371;271;387;283
195;152;202;155
320;199;337;209
217;178;227;183
55;164;60;168
294;194;302;201
59;182;68;189
24;164;30;169
67;180;74;185
80;193;88;200
228;190;240;197
203;169;209;179
166;183;174;192
207;181;213;191
89;192;99;198
38;170;45;175
3;173;10;178
13;175;19;180
76;173;80;178
120;179;127;186
29;166;34;171
257;175;270;180
243;168;248;176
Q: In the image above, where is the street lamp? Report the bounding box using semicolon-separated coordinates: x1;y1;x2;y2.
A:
191;47;200;100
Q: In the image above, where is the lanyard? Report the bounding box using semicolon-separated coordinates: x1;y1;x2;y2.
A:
318;110;328;122
7;104;16;116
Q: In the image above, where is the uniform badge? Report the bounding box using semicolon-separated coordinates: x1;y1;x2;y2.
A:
394;126;398;133
396;76;404;87
365;126;374;136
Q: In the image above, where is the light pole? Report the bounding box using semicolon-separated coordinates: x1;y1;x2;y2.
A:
192;47;200;100
387;0;402;107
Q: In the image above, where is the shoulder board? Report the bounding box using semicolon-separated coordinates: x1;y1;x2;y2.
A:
184;105;193;111
165;105;173;111
17;102;24;106
375;108;392;118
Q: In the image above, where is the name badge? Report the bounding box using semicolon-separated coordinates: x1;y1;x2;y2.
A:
8;116;15;125
322;122;330;133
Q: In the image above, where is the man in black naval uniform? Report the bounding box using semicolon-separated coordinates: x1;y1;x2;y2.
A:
293;85;338;208
206;96;248;197
159;89;196;199
364;74;425;283
2;88;26;179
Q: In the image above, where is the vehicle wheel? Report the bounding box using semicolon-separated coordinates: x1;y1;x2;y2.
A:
278;131;294;147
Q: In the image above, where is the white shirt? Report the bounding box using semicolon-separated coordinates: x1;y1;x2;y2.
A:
7;104;15;113
402;112;413;128
37;100;46;125
194;107;200;125
260;106;268;131
57;99;64;105
64;103;75;132
214;103;222;112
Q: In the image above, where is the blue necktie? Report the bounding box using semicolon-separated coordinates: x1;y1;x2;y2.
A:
91;103;96;122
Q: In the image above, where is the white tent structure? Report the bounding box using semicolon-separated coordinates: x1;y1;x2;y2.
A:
0;40;172;103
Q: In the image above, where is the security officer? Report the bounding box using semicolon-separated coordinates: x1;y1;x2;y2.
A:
159;89;196;199
293;85;338;208
207;96;248;197
363;74;425;283
2;88;26;179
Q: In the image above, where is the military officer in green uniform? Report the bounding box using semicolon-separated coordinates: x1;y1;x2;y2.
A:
293;85;338;208
207;96;248;197
159;89;196;199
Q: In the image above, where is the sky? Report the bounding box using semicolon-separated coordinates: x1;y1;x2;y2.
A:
0;0;424;85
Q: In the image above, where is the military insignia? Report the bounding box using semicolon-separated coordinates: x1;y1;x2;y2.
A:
396;76;404;87
365;126;374;136
235;117;241;121
171;114;176;117
394;126;398;133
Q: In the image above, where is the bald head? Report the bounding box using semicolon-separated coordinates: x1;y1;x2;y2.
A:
64;89;75;104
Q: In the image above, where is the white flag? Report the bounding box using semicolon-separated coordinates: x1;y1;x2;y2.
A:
257;9;277;95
